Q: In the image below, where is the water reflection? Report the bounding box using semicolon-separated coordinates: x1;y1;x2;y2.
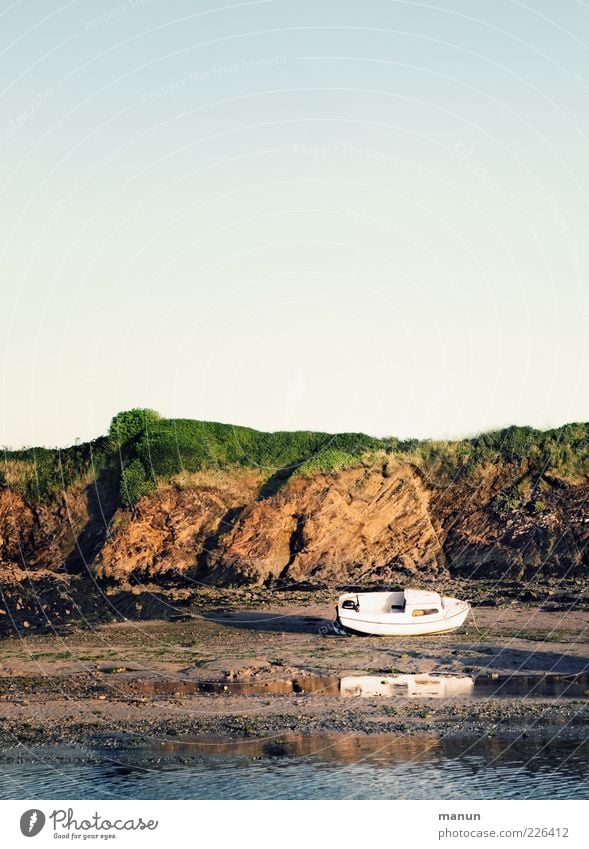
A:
158;731;441;764
111;672;589;700
474;673;589;699
340;674;475;698
1;733;587;800
113;675;340;696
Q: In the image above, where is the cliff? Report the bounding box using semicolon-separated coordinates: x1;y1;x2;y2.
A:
1;412;587;634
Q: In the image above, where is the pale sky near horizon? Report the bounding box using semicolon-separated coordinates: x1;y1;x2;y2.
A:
1;0;588;448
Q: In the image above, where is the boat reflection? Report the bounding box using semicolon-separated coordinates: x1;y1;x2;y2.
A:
340;673;475;698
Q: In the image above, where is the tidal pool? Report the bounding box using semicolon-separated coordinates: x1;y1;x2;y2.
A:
108;672;589;699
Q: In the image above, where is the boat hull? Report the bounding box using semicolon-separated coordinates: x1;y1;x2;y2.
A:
336;600;470;637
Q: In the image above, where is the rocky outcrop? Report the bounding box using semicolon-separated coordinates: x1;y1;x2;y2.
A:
0;483;100;636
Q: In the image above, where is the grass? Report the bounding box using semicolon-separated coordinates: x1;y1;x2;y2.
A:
135;417;383;477
3;410;588;507
2;438;110;501
408;423;589;484
293;449;361;478
29;651;74;661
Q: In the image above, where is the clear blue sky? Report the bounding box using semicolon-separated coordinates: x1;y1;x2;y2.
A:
1;0;588;447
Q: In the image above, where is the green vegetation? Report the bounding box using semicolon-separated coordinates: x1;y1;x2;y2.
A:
108;408;161;451
119;459;156;509
134;418;382;477
1;439;110;501
491;485;527;516
2;412;588;508
407;423;589;485
293;449;360;478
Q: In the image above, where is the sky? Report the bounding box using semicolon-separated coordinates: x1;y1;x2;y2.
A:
1;0;588;447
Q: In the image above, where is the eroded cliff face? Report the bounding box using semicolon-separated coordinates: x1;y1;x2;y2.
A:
0;484;90;575
205;463;446;585
439;481;589;581
92;470;263;582
202;462;588;586
1;459;588;633
0;483;100;634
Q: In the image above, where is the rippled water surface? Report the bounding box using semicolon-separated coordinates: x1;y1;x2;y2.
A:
1;734;587;800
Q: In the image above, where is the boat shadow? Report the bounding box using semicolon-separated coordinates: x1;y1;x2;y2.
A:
200;610;333;634
460;646;589;675
409;645;589;675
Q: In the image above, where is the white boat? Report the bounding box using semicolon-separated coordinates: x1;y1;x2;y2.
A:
335;588;470;636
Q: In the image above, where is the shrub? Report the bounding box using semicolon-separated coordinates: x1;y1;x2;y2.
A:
293;449;360;478
108;408;161;451
119;459;155;508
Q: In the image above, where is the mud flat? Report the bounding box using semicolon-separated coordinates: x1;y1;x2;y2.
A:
0;593;587;751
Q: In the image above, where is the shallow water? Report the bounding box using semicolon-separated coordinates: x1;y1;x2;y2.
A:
1;733;587;800
113;674;341;696
341;673;589;699
111;672;589;699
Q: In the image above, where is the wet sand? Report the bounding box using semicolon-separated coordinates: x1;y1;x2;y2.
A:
0;593;587;751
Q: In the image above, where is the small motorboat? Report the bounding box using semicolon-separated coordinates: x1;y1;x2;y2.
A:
335;588;470;636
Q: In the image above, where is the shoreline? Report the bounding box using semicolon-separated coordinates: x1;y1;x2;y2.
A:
0;594;587;750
